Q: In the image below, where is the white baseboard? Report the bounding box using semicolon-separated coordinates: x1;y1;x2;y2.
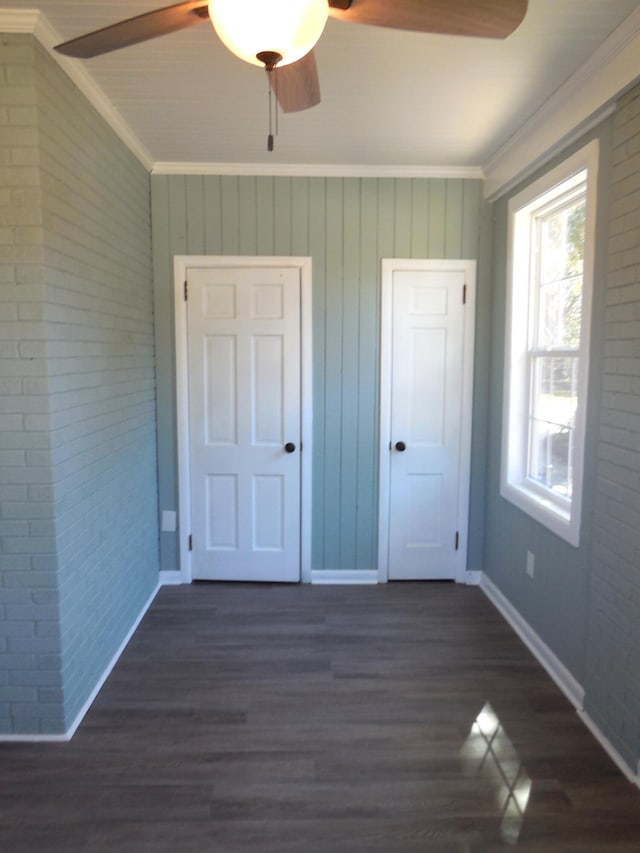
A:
159;570;184;585
480;573;585;710
0;580;161;743
311;569;378;585
0;731;71;744
578;709;640;789
465;570;481;586
480;572;639;788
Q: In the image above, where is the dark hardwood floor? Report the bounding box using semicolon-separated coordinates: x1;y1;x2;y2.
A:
2;582;640;852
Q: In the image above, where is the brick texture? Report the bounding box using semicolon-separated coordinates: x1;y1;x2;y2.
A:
585;83;640;771
0;34;159;735
0;35;62;734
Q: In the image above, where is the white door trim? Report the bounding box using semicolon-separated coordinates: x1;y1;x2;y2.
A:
174;255;313;584
378;258;476;584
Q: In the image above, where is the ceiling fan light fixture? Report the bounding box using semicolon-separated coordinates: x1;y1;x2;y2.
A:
208;0;328;68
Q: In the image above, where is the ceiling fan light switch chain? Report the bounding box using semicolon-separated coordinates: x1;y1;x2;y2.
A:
262;62;280;152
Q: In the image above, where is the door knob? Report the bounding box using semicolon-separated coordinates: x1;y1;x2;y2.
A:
284;442;296;453
395;441;406;452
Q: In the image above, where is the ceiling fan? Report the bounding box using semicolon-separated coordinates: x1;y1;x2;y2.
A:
55;0;528;114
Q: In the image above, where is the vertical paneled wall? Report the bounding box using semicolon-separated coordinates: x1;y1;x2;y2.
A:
151;174;490;575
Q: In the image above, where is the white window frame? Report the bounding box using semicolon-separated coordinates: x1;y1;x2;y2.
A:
501;141;598;546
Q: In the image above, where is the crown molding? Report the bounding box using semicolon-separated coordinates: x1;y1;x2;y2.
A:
484;5;640;200
1;9;154;171
2;11;483;183
1;8;39;31
9;5;638;194
151;161;485;179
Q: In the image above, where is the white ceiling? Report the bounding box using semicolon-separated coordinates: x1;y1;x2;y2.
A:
4;1;640;182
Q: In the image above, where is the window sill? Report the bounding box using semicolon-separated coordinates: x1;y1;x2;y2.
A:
500;480;579;547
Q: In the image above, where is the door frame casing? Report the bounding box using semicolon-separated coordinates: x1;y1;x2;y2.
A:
174;255;313;584
378;258;476;584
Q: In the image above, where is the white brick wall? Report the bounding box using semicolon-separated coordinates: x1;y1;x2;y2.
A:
0;35;63;733
1;34;158;735
586;83;640;769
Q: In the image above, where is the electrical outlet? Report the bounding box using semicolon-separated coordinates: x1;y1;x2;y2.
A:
161;510;177;533
526;550;535;579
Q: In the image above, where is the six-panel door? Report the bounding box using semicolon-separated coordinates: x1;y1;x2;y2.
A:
387;266;466;580
187;266;301;582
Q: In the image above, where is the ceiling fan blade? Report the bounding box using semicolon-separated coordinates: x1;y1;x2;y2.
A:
54;1;210;58
328;0;528;39
270;51;321;113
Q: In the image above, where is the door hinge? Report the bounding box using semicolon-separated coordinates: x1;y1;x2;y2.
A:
462;284;467;305
184;280;188;301
455;531;460;551
188;534;193;551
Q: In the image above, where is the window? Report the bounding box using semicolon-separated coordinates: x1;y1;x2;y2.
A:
501;142;598;546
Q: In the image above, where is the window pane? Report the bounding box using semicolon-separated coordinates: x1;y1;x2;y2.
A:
537;199;585;349
528;356;578;497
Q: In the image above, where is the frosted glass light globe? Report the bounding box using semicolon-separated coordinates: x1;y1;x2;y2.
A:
208;0;329;68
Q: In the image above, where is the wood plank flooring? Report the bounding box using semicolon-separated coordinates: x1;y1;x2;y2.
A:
2;582;640;852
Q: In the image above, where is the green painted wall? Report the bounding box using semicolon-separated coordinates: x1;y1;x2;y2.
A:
484;122;613;688
485;86;640;773
151;174;491;575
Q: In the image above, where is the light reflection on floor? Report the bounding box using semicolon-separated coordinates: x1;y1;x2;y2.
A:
460;702;532;844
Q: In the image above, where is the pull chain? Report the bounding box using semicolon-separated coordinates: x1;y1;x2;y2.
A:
274;66;279;138
257;51;282;152
268;75;274;152
267;66;279;151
